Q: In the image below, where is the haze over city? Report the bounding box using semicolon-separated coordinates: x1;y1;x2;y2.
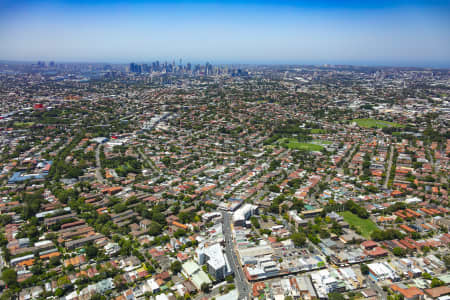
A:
1;0;450;67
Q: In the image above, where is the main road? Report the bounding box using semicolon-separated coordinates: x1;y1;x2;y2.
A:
383;144;394;189
95;144;105;184
222;212;250;300
367;276;387;300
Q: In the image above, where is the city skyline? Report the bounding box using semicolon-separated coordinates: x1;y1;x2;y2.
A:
0;0;450;67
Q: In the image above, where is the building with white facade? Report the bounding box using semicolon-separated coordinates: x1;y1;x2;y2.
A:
196;243;232;281
233;203;258;226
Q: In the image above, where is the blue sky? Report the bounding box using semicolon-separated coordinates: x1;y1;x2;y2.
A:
0;0;449;66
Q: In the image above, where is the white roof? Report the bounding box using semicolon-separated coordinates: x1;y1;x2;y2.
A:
155;294;169;300
233;203;257;222
146;278;160;292
238;245;273;258
368;262;395;277
201;243;226;270
34;240;52;247
405;197;422;204
216;289;238;300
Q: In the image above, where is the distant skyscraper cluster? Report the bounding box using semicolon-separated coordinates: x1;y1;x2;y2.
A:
10;60;250;78
129;61;199;74
128;61;247;77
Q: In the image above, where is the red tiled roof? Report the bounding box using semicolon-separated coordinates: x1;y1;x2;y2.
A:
368;247;388;257
399;224;415;233
361;240;377;249
425;286;450;298
391;285;424;299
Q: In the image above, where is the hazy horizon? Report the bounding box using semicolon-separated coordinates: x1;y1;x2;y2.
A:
2;59;450;69
1;0;450;68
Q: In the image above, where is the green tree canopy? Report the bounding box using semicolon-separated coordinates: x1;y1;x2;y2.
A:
170;261;182;274
291;232;306;247
1;268;17;287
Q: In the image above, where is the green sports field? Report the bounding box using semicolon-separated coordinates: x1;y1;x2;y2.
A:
13;122;35;128
310;129;327;134
279;138;324;151
339;211;378;239
352;118;404;129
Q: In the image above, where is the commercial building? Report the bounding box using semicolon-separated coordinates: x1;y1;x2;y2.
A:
196;243;232;281
367;262;400;282
233;203;258;226
181;260;212;290
310;269;346;299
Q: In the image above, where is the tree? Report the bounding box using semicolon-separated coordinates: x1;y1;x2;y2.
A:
431;277;445;288
1;268;17;287
178;211;195;224
392;247;406;257
360;263;369;275
422;246;431;254
170;261;182;274
288;178;303;189
344;200;369;219
161;156;171;166
371;229;404;241
269;184;280;193
86;244;99;259
291;232;306;247
444;254;450;269
54;288;64;297
0;289;14;300
330;221;343;235
57;275;70;287
50;256;61;267
31;261;44;275
308;233;321;245
225;275;234;283
328;292;345;300
250;216;260;229
174;229;187;238
0;232;7;247
113;203;127;213
0;214;12;226
91;294;107;300
291;199;304;212
201;283;210;293
148;222;163;236
388;294;405;300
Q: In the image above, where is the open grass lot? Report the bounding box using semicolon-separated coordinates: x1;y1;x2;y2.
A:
280;138;324;151
310;128;327;134
13;122;34;128
352;118;405;129
339;211;378;239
